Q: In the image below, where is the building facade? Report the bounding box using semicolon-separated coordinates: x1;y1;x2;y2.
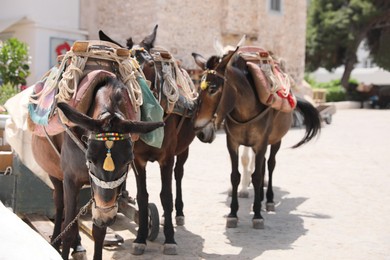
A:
0;0;86;85
1;0;307;86
81;0;307;83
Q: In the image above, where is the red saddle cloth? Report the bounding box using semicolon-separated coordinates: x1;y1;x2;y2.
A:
238;46;296;113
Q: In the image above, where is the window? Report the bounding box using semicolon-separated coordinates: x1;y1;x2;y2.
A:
270;0;282;13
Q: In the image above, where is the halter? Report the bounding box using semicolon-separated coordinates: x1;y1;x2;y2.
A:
195;69;227;128
200;69;226;90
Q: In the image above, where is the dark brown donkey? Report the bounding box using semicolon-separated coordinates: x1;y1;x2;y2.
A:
192;47;321;229
31;76;163;260
99;26;198;255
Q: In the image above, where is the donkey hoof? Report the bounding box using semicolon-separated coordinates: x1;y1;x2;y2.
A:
131;243;146;255
238;190;249;198
71;251;87;260
252;218;264;229
226;217;238;228
266;202;275;212
176;216;185;226
163;243;178;255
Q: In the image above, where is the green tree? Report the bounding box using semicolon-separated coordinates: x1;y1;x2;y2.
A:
0;38;30;87
305;0;390;88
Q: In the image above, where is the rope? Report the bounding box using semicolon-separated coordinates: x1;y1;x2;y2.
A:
152;50;198;110
118;59;143;109
57;55;86;102
173;61;198;104
162;63;179;112
260;59;291;98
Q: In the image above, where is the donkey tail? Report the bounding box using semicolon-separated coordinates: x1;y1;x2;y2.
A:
292;97;321;148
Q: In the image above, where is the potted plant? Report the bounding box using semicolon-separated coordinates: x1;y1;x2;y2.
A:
0;38;30;152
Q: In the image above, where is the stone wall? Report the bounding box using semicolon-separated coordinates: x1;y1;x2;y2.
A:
80;0;307;83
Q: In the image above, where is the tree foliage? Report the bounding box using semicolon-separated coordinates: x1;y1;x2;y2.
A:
0;38;30;87
305;0;390;87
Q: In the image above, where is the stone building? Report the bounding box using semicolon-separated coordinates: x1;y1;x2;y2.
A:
81;0;308;83
1;0;307;85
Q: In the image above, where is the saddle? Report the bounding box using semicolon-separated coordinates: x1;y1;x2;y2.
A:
28;70;138;137
149;46;198;117
27;40;143;137
238;46;296;113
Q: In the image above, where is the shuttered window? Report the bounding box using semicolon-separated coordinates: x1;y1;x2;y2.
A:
270;0;282;12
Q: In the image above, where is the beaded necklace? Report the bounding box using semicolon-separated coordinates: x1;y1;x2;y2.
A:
93;132;127;141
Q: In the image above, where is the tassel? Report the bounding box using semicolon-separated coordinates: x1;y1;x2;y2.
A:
103;141;115;171
103;153;115;171
200;80;208;90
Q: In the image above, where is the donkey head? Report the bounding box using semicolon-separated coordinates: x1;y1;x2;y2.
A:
191;49;237;142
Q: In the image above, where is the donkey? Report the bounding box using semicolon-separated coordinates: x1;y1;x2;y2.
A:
192;47;321;228
32;76;163;260
99;25;199;255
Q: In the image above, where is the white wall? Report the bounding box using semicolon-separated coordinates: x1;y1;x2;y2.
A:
0;0;87;85
0;0;80;29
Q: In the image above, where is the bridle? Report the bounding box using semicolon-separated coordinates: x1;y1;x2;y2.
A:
83;132;134;211
194;69;226;129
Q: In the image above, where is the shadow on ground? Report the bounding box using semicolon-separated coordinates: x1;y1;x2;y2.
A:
200;186;330;259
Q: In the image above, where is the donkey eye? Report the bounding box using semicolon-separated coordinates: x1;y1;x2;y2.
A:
208;84;219;94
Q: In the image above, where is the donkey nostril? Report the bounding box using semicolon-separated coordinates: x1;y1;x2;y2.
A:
197;132;205;140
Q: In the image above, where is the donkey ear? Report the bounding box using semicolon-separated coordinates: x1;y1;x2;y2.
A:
118;120;164;134
140;24;158;51
126;37;134;49
57;103;103;132
98;30;124;48
192;53;207;70
219;47;239;69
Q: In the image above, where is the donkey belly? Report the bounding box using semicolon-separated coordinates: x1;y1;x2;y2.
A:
268;111;293;145
31;134;63;181
226;122;269;149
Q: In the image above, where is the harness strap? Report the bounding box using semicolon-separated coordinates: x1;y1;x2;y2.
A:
43;126;61;158
60;120;87;153
226;106;272;126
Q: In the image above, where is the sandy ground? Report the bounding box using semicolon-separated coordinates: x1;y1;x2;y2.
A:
77;107;390;260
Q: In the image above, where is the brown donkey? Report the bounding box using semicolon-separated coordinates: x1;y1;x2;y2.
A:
192;47;321;229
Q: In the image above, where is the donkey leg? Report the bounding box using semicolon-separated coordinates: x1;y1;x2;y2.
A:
226;138;240;228
132;160;148;255
49;176;64;252
62;177;83;260
91;224;107;260
252;145;267;229
160;156;177;255
266;141;281;212
71;233;86;260
174;148;189;226
238;146;251;198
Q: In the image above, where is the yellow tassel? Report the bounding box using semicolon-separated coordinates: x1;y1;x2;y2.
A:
103;153;115;171
103;140;115;171
200;80;208;90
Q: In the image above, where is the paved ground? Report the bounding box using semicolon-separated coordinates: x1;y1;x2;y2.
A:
80;107;390;260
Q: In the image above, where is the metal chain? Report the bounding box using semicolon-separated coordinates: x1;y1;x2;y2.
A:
51;198;93;246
